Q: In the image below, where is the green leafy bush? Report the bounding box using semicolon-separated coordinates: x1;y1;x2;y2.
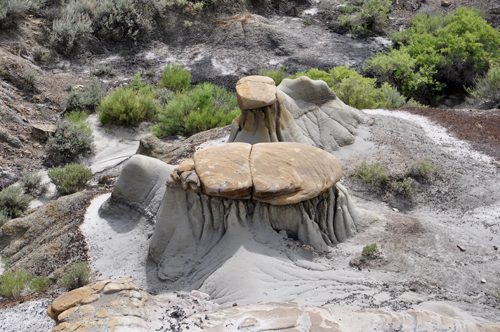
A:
361;243;378;259
0;185;30;219
98;87;160;126
152;82;240;137
467;66;500;106
410;158;440;180
334;75;381;109
391;178;414;197
0;270;32;298
350;161;388;187
158;64;191;92
339;0;391;37
66;77;105;112
65;109;92;135
258;67;287;86
22;69;37;93
47;120;94;163
62;262;93;290
19;171;48;196
48;163;92;195
366;8;500;102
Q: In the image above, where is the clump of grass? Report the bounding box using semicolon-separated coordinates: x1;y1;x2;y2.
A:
62;262;93;290
0;209;10;225
258;67;287;86
0;185;31;219
158;64;191;92
467;66;500;107
22;69;38;93
19;171;48;196
0;270;32;298
410;158;440;180
48;163;92;195
350;161;388;187
92;63;115;76
29;276;51;293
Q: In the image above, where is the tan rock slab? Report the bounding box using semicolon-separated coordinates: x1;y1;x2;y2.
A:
194;143;252;198
58;306;78;322
250;142;342;205
178;159;195;174
236;76;277;110
95;309;109;319
81;294;99;305
51;287;96;314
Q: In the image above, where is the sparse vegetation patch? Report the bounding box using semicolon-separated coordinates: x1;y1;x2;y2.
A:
0;185;31;219
62;262;93;290
48;163;93;195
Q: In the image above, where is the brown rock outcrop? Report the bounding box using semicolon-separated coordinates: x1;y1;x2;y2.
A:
235;76;277;110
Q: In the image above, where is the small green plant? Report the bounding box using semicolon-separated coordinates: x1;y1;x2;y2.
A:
47;120;94;163
304;16;312;26
48;163;93;195
92;63;115;76
66;77;105;112
183;20;192;27
22;69;38;93
158;64;191;92
467;66;500;106
0;185;31;219
0;209;10;224
62;262;93;290
19;170;48;196
339;0;391;37
65;109;92;135
0;270;32;298
152;82;240;137
350;161;388;187
258;67;286;86
410;158;440;180
29;276;51;293
361;243;378;259
391;178;414;197
98;86;160;126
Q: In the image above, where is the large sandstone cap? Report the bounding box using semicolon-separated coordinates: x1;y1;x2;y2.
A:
194;143;252;198
250;142;342;205
236;76;277;110
192;142;341;205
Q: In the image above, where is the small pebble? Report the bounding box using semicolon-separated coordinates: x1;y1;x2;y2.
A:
481;279;486;284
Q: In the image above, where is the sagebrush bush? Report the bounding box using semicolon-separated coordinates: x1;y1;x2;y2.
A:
47;120;94;163
22;69;38;93
0;185;31;219
48;163;92;195
29;276;51;293
62;262;93;290
339;0;391;37
0;0;40;22
158;64;191;92
391;178;414;197
65;109;92;135
0;209;10;224
0;270;32;298
410;158;440;180
258;67;287;86
350;161;388;187
98;87;160;126
379;82;423;108
19;171;48;196
66;77;105;112
467;66;500;106
152;82;240;137
92;63;115;76
366;8;500;102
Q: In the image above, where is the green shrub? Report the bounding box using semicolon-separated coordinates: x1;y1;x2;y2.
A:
288;68;334;87
0;0;41;22
391;178;414;197
467;66;500;105
22;69;37;93
128;73;149;91
361;243;378;258
350;161;388;187
98;87;160;126
258;67;286;86
304;16;312;26
29;276;51;293
156;87;175;104
152;82;240;137
0;185;30;219
158;64;191;92
366;8;500;102
0;270;32;298
19;171;48;196
92;63;115;76
334;75;381;109
48;163;92;195
47;120;94;163
378;82;424;108
66;77;105;112
62;262;93;290
65;109;92;135
339;0;391;37
410;158;440;180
